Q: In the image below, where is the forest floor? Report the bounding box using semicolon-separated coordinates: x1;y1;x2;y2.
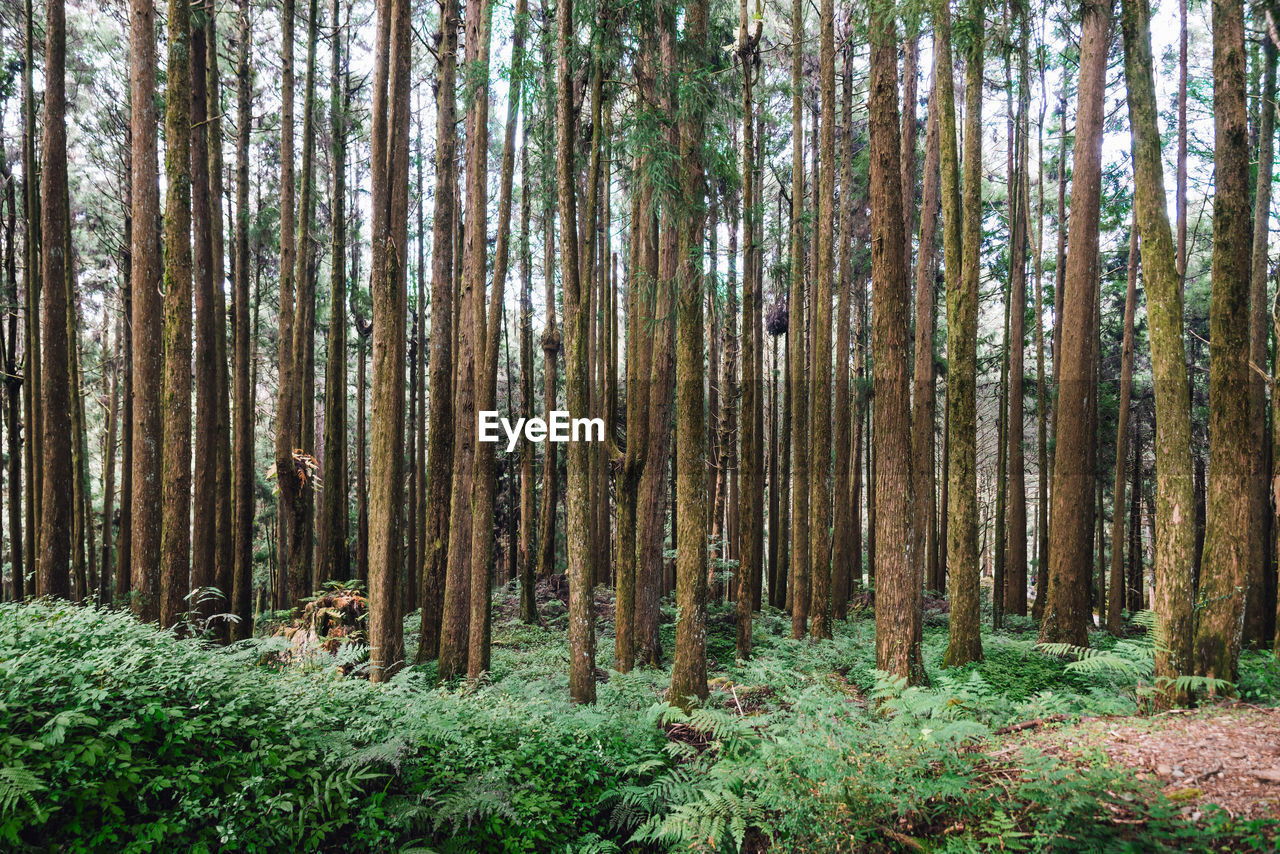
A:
5;578;1280;852
995;703;1280;820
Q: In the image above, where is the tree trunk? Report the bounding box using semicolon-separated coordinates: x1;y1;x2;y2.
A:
232;0;255;639
556;0;595;703
1194;0;1252;686
1040;0;1112;648
670;0;711;709
192;9;218;620
832;42;855;619
417;0;458;663
1245;25;1276;648
807;0;835;641
1108;214;1139;634
912;65;941;623
160;0;193;627
942;0;982;666
788;0;809;639
291;0;321;599
317;0;349;585
1119;0;1196;704
869;0;921;682
275;0;298;612
367;0;411;681
36;0;71;600
22;0;42;602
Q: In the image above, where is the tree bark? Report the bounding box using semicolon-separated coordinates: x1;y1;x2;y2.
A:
417;0;458;662
1108;214;1139;634
870;0;921;682
317;0;349;585
788;0;809;639
1119;0;1196;704
1245;24;1276;648
942;0;982;666
232;0;255;639
37;0;71;600
160;0;193;627
367;0;411;681
1040;0;1112;648
1194;0;1252;686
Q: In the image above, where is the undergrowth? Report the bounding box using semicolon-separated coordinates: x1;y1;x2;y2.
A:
1;590;1277;853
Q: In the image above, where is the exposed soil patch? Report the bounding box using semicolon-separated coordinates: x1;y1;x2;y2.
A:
995;703;1280;820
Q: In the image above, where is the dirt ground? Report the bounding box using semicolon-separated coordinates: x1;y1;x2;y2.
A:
992;703;1280;820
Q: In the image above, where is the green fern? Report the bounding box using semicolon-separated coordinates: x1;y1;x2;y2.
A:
0;764;46;818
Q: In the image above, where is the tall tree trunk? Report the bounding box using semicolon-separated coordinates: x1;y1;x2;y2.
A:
942;0;982;666
36;0;71;600
1194;0;1252;685
670;0;711;709
1108;214;1139;634
437;0;485;680
469;0;522;680
1245;24;1276;648
788;0;809;639
417;0;458;663
232;0;255;639
291;0;320;598
275;0;298;612
832;40;856;620
207;4;234;638
22;0;42;601
3;161;21;601
192;8;218;620
1004;9;1030;619
367;0;412;681
1033;61;1048;621
807;0;835;641
160;0;193;627
518;119;537;624
912;68;941;622
317;0;349;584
557;0;596;703
1119;0;1196;704
1040;0;1112;647
870;0;921;682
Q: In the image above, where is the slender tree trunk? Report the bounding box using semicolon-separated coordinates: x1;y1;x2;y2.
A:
275;0;298;612
788;0;809;639
36;0;71;600
232;0;255;639
1194;0;1252;685
518;119;537;624
556;0;595;703
367;0;411;681
1040;0;1112;647
192;9;218;619
869;0;921;681
1108;215;1139;634
3;162;21;601
291;0;320;598
160;0;193;627
1119;0;1196;704
469;0;522;680
207;4;234;637
1004;11;1030;619
22;0;42;601
317;0;349;584
832;43;855;619
669;0;711;709
1245;26;1276;648
417;0;458;663
807;0;836;641
912;68;941;623
942;0;983;666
